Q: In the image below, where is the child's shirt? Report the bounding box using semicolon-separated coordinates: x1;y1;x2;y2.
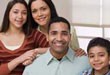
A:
81;68;110;75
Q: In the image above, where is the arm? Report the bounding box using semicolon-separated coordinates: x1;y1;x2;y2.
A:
0;50;37;75
0;63;10;75
34;48;48;54
23;48;48;65
23;30;49;66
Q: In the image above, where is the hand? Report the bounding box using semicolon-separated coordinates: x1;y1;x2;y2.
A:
22;49;42;66
74;48;87;57
16;49;38;64
22;54;40;66
22;59;33;66
23;54;41;66
7;49;38;72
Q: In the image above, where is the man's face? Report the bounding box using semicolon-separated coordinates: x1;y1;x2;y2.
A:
48;22;71;54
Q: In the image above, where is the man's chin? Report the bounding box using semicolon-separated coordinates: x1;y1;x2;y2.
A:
55;49;66;54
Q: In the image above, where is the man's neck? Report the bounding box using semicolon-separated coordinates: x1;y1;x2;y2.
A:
50;48;68;60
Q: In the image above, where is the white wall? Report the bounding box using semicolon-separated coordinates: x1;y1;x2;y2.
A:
0;0;72;25
52;0;72;23
0;0;9;25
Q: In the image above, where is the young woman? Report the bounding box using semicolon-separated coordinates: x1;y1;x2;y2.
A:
0;0;48;75
28;0;85;56
82;37;110;75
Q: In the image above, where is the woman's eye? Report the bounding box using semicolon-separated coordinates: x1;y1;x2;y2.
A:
13;11;18;14
22;12;27;15
42;8;46;11
32;9;37;13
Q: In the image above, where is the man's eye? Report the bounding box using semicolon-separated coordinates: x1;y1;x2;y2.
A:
63;33;69;35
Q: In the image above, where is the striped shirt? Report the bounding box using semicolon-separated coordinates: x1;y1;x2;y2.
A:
0;29;49;75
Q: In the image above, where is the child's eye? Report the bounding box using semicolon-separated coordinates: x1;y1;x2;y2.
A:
98;52;105;57
99;54;104;57
89;55;94;58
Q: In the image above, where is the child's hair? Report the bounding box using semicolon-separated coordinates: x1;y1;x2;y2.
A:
87;37;110;55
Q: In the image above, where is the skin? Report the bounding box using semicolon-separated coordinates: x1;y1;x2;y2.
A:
19;0;52;65
0;3;37;73
88;46;110;75
2;3;27;47
48;22;71;59
30;0;86;56
31;0;51;35
9;3;27;29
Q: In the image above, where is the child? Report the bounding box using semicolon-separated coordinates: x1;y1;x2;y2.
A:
82;37;110;75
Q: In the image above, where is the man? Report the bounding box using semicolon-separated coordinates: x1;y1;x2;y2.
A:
23;17;90;75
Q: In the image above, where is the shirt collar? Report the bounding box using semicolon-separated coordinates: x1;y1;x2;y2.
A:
45;48;75;65
64;48;75;62
106;70;110;75
91;69;110;75
45;48;54;65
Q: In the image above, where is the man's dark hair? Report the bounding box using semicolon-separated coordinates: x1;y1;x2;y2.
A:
48;16;71;33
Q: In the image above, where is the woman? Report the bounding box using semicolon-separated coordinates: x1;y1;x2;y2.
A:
0;0;48;75
28;0;85;55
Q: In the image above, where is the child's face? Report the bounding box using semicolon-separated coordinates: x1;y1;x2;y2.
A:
88;46;110;71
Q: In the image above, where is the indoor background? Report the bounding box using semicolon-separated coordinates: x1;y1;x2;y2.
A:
0;0;110;52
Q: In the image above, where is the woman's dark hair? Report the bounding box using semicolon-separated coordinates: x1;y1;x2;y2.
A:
0;0;32;36
87;37;110;55
48;16;71;33
28;0;58;29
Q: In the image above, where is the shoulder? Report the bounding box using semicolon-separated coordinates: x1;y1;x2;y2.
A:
25;52;48;69
69;48;90;66
28;29;46;39
72;54;91;70
32;29;44;35
75;55;88;61
74;55;90;66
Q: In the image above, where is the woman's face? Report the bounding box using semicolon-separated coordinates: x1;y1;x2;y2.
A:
9;3;27;29
31;0;51;27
